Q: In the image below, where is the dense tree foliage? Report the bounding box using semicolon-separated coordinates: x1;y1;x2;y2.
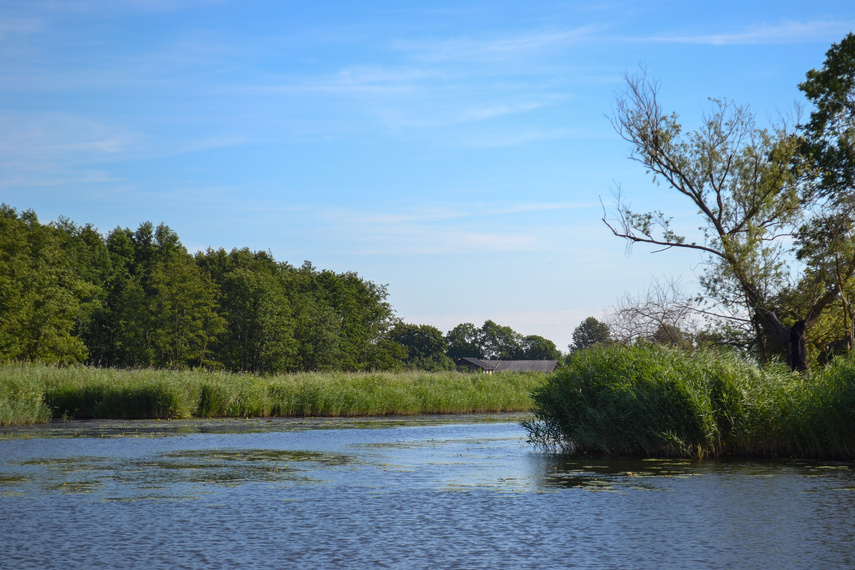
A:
0;208;408;372
606;35;855;370
519;334;562;360
196;248;296;374
445;320;560;361
89;222;225;369
0;207;98;363
445;322;484;360
569;317;611;352
790;33;855;364
388;323;454;371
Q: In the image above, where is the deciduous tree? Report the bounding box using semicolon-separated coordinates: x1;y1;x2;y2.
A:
389;322;453;370
0;206;96;363
605;67;822;369
570;317;611;352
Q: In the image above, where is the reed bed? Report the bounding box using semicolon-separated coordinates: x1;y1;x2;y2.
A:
524;344;855;459
0;364;545;425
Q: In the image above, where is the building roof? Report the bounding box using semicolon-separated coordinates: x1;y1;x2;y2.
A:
456;357;558;373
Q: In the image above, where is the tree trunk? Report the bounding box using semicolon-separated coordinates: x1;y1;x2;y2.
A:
786;320;808;372
755;307;807;372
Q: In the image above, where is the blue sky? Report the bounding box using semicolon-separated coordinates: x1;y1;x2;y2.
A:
2;1;854;350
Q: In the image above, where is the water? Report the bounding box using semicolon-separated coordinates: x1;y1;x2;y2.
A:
2;415;855;569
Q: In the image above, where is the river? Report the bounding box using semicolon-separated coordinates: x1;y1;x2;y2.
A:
2;415;854;569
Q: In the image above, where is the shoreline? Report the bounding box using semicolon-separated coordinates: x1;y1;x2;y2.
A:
0;412;533;439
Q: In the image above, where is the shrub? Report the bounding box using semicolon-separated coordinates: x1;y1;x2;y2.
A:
523;344;817;458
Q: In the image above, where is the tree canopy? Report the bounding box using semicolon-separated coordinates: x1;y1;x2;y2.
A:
0;208;406;372
570;317;611;352
388;323;454;371
445;320;560;361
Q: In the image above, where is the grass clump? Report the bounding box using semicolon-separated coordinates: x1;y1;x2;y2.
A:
0;364;546;424
523;343;855;459
0;365;52;425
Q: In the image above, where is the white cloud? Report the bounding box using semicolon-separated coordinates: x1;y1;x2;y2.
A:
457;101;549;122
646;20;855;45
322;207;466;226
308;201;597;255
0;17;42;40
393;26;607;63
253;66;437;96
0;113;142;165
485;202;597;215
453;127;577;148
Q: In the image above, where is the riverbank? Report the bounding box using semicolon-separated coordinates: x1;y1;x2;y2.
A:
524;344;855;459
0;412;532;439
0;364;546;425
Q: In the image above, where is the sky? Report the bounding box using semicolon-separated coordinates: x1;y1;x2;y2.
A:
2;1;854;351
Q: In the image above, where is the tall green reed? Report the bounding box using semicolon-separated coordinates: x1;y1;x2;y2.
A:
0;364;545;424
0;364;52;425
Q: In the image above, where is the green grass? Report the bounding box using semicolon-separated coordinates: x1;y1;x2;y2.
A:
524;343;855;459
0;364;546;425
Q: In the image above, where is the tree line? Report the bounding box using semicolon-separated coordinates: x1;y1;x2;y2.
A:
0;206;559;372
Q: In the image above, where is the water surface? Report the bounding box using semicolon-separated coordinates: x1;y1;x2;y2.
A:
2;415;854;568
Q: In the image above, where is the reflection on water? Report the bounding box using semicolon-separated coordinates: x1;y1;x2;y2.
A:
2;415;855;569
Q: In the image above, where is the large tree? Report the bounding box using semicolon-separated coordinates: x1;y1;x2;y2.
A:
389;322;454;370
519;334;561;360
96;222;225;368
606;69;815;369
196;248;297;374
0;206;98;363
794;33;855;356
479;319;524;360
570;316;611;352
287;261;400;371
445;322;484;360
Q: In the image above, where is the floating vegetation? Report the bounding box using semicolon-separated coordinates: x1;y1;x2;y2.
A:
3;447;362;498
539;454;700;492
0;474;29;485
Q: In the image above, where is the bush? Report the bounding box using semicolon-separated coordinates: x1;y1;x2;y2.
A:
522;343;835;458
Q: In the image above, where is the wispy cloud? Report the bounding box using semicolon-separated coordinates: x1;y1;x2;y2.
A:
452;127;577;148
253;66;436;96
320;201;590;227
26;0;231;14
0;111;251;190
0;17;42;40
321;207;466;226
0;113;142;161
457;101;549;122
393;25;607;62
645;20;855;45
485;202;597;215
353;228;541;255
369;95;564;131
170;135;248;155
309;201;591;255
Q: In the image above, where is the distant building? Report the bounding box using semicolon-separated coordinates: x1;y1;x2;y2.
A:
455;357;558;373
